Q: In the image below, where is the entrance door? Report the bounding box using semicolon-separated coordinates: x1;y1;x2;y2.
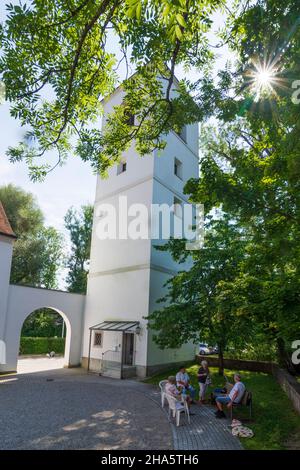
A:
123;333;134;366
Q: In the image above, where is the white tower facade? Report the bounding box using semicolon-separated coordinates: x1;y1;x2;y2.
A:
82;83;199;378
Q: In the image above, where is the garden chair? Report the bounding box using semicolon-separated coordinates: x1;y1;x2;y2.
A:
159;380;168;408
165;393;190;427
230;390;253;420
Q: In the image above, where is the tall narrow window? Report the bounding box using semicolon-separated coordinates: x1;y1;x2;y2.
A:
179;125;187;143
117;160;127;175
174;125;187;143
174;158;183;179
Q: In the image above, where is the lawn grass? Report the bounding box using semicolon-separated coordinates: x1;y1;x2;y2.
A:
144;363;300;450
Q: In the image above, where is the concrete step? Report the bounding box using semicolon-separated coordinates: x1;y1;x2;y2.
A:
101;369;121;379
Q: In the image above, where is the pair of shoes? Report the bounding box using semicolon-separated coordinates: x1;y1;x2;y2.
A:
215;410;226;419
189;412;196;416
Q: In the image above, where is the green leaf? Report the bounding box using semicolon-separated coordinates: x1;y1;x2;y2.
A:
175;24;182;40
176;14;186;28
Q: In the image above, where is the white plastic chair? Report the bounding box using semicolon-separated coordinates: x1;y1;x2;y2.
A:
165;393;190;426
159;380;168;408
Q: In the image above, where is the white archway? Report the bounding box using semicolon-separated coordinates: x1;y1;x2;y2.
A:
17;307;71;371
1;284;85;373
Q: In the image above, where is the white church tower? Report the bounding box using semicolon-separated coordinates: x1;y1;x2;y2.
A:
82;81;199;378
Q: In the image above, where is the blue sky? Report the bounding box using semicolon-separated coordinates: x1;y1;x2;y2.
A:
0;2;232;286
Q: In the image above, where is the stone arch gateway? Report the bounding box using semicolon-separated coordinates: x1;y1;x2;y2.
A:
0;202;85;374
1;284;85;373
8;285;85;372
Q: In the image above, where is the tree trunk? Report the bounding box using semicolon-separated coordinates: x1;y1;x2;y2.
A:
276;337;296;375
218;344;224;376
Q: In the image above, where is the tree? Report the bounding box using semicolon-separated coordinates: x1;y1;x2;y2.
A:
64;204;93;293
22;309;64;338
0;0;220;180
0;184;63;288
183;0;300;371
147;215;255;375
0;183;43;234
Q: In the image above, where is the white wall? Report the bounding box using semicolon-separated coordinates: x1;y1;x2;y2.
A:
1;285;85;373
147;269;195;367
82;86;154;369
82;268;150;368
146;119;199;367
0;236;14;343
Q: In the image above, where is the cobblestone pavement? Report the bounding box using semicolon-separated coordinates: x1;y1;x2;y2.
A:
0;367;243;450
0;368;171;450
145;388;243;450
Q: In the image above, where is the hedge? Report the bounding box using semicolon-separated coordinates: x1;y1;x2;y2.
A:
19;337;65;355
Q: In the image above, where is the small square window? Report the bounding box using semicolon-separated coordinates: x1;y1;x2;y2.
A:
117;161;127;175
174;158;183;179
94;332;103;347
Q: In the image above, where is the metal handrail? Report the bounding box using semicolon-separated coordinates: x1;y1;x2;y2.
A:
102;349;118;357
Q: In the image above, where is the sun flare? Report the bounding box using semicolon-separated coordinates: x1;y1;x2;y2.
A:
244;58;284;101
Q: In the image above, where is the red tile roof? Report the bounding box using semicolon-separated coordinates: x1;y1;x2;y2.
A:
0;202;17;239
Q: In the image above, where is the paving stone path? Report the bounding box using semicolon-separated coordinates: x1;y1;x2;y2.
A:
144;387;243;450
0;367;242;450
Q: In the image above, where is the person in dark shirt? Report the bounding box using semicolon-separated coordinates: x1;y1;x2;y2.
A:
197;360;210;403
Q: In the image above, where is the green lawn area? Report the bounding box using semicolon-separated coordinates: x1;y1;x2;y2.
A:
144;364;300;450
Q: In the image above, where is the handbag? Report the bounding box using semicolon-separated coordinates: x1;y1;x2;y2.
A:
205;375;212;385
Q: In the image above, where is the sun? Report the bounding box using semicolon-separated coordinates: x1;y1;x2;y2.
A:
245;59;282;101
251;64;277;98
256;69;273;87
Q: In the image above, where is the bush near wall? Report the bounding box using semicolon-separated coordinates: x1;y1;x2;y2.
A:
19;337;65;355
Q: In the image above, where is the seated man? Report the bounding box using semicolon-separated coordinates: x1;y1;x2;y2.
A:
176;366;196;403
215;373;245;418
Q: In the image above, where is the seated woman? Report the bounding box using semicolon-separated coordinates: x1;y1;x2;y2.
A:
165;376;193;410
165;376;181;399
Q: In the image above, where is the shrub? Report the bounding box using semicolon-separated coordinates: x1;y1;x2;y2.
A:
19;337;65;355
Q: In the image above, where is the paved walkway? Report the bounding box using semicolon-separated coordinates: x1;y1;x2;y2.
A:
0;367;242;450
144;387;243;450
17;357;65;374
0;368;171;450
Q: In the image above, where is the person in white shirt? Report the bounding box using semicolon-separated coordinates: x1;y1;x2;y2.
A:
215;373;245;418
175;366;196;403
